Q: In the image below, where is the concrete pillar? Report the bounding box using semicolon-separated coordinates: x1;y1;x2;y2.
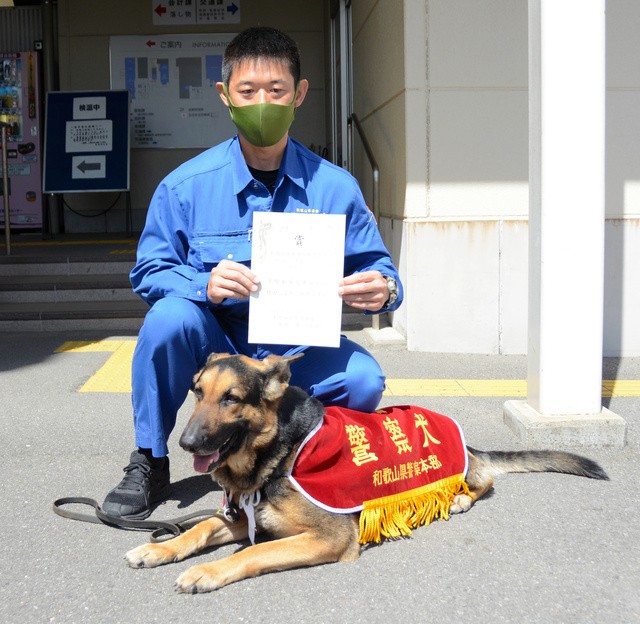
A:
504;0;626;447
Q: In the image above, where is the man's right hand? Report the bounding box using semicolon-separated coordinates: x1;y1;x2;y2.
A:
207;259;260;304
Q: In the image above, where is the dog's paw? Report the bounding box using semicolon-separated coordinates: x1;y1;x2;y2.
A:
449;494;473;515
175;563;223;594
125;543;182;569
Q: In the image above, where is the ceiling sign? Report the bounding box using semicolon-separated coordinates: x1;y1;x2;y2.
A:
151;0;240;26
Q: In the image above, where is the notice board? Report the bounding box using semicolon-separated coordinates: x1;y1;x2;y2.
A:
43;90;130;193
109;33;236;149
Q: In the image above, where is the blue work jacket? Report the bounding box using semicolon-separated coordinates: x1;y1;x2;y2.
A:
131;136;403;344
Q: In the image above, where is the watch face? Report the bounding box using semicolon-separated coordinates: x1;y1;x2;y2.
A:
385;276;398;306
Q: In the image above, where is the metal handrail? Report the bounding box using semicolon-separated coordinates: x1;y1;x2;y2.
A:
347;114;380;223
347;113;382;330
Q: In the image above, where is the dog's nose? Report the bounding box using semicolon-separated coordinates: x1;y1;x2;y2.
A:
179;425;204;453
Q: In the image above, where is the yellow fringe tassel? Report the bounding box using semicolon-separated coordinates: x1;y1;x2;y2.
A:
358;474;471;544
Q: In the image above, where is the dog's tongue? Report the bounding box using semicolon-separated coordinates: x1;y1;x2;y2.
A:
193;451;220;473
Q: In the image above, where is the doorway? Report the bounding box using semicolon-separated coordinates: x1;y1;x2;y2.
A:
330;0;352;169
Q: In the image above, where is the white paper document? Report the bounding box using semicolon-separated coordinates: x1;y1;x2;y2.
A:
248;212;346;348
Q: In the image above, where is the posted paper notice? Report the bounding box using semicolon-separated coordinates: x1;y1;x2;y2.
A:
248;212;346;348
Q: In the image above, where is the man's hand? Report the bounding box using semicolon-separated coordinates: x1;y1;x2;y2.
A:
338;271;389;312
207;260;260;304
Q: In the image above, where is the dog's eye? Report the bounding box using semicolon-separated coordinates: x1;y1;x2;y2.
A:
222;391;241;405
193;387;203;402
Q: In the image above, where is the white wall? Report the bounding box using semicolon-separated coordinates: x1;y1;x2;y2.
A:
351;0;529;353
351;0;640;355
411;0;529;353
604;2;640;355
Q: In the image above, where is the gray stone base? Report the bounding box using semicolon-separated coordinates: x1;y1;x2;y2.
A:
503;400;627;448
362;326;406;346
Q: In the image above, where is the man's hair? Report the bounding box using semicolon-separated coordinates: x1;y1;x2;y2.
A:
222;26;301;86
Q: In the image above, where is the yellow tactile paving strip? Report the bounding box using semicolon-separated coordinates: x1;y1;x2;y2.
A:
384;379;528;397
601;380;640;397
55;339;640;397
56;339;136;393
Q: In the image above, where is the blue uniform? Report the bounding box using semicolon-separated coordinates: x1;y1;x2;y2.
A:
130;136;403;457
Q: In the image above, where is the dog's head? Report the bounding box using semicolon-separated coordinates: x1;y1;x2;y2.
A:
179;352;303;475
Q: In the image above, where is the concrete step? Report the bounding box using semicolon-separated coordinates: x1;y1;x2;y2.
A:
0;300;374;333
0;299;147;331
0;242;143;330
0;258;135;276
0;273;138;303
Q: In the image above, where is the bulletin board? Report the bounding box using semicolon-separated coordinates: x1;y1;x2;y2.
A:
109;33;236;149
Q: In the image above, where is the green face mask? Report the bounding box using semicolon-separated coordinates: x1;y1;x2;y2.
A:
224;84;297;147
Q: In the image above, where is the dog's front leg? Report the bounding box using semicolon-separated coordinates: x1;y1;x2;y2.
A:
125;515;249;569
175;531;356;593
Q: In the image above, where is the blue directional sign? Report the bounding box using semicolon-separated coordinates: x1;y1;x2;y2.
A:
43;90;129;193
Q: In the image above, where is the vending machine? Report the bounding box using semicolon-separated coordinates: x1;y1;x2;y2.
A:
0;51;43;229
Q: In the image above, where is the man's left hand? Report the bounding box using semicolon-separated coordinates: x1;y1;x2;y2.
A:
338;271;389;312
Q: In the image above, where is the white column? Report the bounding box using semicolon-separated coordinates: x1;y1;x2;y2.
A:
504;0;626;447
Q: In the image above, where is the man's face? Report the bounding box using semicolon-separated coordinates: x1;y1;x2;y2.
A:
217;58;307;109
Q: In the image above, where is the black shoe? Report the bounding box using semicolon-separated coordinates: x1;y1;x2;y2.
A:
102;450;171;520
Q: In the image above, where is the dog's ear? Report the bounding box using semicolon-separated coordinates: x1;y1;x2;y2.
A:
193;352;230;385
261;353;304;401
193;368;204;386
205;352;230;366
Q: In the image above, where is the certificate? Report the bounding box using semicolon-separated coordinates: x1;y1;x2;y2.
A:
248;212;346;348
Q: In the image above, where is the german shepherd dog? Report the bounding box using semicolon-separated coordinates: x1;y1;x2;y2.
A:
125;353;608;593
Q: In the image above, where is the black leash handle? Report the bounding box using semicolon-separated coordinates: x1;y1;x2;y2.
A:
52;496;221;543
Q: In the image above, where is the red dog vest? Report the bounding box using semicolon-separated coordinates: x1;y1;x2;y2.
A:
289;405;470;544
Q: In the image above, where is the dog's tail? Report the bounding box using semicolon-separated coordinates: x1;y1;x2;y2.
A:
467;447;609;481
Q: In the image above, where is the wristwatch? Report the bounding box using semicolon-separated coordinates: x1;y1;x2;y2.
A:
382;275;398;309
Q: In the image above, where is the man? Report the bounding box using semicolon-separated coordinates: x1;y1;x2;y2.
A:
103;26;403;519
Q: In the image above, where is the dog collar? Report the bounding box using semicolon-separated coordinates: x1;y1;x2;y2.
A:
219;499;241;523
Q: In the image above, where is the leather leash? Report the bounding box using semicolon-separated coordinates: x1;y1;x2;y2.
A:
52;496;222;543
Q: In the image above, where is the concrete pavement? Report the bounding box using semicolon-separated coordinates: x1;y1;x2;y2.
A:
1;328;638;623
